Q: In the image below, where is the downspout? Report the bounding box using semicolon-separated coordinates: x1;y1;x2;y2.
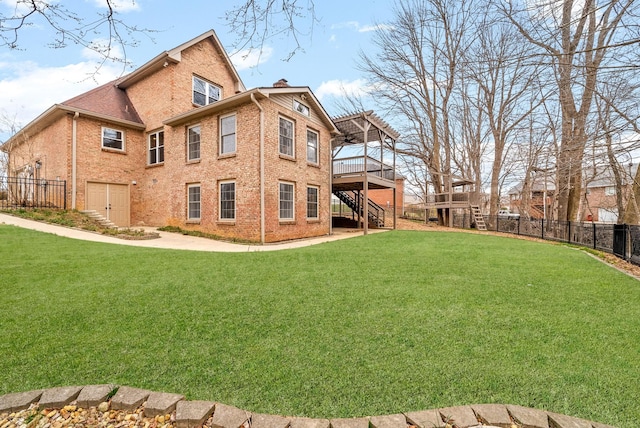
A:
71;111;79;209
251;93;265;244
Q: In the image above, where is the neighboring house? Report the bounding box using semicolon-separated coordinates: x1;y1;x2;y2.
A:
508;163;638;222
367;177;405;211
582;163;638;222
2;30;344;243
2;30;400;242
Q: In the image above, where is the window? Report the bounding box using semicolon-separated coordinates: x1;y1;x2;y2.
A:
220;181;236;220
293;99;309;116
307;129;318;164
279;117;294;157
193;76;221;106
102;127;124;151
307;186;319;219
148;130;164;165
605;186;616;196
220;114;236;155
279;182;295;220
187;184;201;221
187;125;201;161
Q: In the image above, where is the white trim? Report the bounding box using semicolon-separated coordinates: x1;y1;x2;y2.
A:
148;129;165;165
101;127;125;151
306;185;319;220
187;183;201;221
219;180;236;221
279;181;295;221
193;75;222;106
278;116;295;158
306;128;319;164
219;113;237;155
187;124;201;161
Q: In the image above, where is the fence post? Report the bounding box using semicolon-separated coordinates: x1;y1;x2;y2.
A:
541;219;544;240
592;222;596;249
517;217;520;235
567;221;571;243
625;224;629;261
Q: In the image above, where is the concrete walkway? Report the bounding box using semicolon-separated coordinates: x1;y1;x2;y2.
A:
0;213;385;252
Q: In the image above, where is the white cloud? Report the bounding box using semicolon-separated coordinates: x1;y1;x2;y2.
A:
230;47;273;71
358;24;394;33
330;21;393;33
0;60;122;135
315;79;370;101
91;0;141;12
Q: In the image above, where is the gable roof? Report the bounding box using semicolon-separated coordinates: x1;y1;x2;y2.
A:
116;30;245;93
165;86;340;135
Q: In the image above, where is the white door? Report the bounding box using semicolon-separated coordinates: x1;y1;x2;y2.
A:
86;182;130;227
598;208;618;223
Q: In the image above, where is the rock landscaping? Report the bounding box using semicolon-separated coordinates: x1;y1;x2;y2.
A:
0;385;616;428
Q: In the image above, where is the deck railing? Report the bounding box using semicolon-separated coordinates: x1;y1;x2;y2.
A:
424;192;472;208
333;156;395;181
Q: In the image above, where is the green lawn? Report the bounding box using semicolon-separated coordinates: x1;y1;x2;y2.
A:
1;226;639;426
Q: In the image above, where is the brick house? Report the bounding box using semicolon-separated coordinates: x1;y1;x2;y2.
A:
3;31;400;242
508;163;639;222
2;30;345;243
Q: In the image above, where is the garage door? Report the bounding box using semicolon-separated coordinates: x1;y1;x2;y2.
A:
86;182;130;227
598;208;618;223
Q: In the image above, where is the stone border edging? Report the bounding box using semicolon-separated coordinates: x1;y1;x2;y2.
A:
0;385;616;428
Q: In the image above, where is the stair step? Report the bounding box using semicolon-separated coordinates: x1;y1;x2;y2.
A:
469;205;487;231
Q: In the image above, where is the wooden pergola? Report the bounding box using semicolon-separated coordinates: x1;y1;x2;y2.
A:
331;111;400;235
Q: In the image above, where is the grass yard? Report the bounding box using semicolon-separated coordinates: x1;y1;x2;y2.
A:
1;226;639;427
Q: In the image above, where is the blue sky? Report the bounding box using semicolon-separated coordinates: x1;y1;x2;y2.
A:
0;0;394;141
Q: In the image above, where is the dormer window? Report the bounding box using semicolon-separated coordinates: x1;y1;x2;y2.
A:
193;76;221;106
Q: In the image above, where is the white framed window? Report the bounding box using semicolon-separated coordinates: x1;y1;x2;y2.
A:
220;114;236;155
219;181;236;220
187;184;201;221
307;129;318;164
307;186;319;219
193;76;221;106
279;117;294;157
102;127;124;151
279;182;295;220
293;99;309;116
605;186;616;196
187;125;201;161
148;130;164;165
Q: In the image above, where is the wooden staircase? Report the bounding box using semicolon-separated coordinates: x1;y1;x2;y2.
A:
470;205;487;231
333;190;386;228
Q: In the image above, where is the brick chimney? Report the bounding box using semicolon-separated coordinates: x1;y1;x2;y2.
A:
273;78;290;88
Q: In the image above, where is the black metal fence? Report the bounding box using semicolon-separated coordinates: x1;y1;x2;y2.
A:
0;176;67;210
451;212;640;266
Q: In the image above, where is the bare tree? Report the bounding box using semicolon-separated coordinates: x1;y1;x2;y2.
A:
499;0;640;222
225;0;318;61
358;0;477;225
0;112;22;177
0;0;153;71
463;17;547;219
